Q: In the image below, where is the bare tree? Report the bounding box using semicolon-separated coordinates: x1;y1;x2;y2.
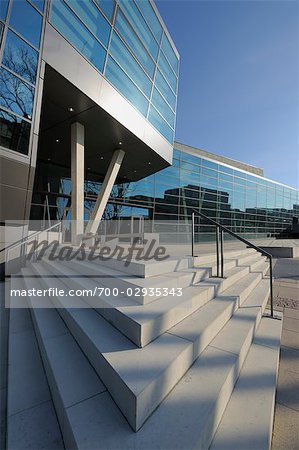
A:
0;45;35;119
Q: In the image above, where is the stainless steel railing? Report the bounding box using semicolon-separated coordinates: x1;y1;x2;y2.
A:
191;210;274;318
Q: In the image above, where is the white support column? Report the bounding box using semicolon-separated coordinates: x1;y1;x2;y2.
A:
85;149;125;236
71;122;85;246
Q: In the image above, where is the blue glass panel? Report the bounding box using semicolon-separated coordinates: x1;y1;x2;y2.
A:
30;0;45;12
182;152;201;165
110;32;151;98
161;33;179;74
155;69;176;111
65;0;111;47
95;0;115;21
3;30;39;84
219;165;234;175
51;0;106;73
151;87;175;128
0;0;9;21
219;173;233;182
115;9;155;78
137;0;162;43
10;0;42;48
0;67;34;118
158;51;177;93
148;105;173;143
202;158;218;170
202;167;217;178
119;0;158;60
106;56;148;117
0;108;31;154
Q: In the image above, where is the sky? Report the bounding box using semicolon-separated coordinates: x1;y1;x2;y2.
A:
156;0;299;189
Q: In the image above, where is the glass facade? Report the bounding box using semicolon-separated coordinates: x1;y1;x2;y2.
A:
31;145;299;240
49;0;179;144
0;0;44;155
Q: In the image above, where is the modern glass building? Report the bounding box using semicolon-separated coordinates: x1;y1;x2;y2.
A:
0;0;298;241
30;141;299;241
0;0;178;234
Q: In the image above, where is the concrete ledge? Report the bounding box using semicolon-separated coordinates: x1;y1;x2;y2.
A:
260;246;299;258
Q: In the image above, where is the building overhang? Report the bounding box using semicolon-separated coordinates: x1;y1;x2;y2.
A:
39;24;173;182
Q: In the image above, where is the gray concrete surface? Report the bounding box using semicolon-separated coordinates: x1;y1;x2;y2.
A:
272;259;299;450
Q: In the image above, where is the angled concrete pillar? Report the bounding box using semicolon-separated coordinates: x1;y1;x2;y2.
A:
71;122;84;245
85;149;125;236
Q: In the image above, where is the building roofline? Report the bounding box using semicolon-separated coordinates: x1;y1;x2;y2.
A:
174;141;264;176
150;0;180;60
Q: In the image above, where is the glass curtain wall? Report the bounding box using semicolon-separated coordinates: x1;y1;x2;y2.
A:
49;0;179;144
31;146;299;240
0;0;44;155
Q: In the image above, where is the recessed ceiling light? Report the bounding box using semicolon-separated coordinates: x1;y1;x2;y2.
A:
55;139;60;143
100;156;104;160
118;141;122;145
148;162;151;165
133;170;137;173
47;157;51;161
68;107;74;112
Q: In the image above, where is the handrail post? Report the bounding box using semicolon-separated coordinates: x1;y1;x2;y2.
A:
191;212;195;257
269;256;274;318
220;229;224;278
216;226;220;277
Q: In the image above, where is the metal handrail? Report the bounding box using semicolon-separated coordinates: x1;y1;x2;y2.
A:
191;209;274;318
0;221;62;254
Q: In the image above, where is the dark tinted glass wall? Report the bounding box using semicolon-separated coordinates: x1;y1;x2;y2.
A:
0;0;44;155
32;146;299;240
49;0;179;145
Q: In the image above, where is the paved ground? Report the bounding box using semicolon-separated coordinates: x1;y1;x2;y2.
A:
272;259;299;450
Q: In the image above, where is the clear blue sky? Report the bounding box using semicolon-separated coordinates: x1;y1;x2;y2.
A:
156;0;299;189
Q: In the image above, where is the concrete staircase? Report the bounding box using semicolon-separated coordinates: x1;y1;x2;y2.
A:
7;246;282;449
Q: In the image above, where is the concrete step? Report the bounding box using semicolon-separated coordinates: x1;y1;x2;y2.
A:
6;294;64;450
210;314;282;450
28;260;266;347
25;292;108;450
193;247;257;266
194;252;266;277
69;247;193;278
41;250;264;305
41;256;207;305
20;259;269;432
24;280;273;449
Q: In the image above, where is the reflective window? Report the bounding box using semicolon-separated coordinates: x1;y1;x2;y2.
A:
51;0;106;73
65;0;111;47
10;0;43;48
3;30;39;84
0;108;31;154
137;0;162;43
148;105;173;143
161;33;179;74
115;9;155;78
0;67;34;118
109;32;151;98
151;87;175;128
30;0;45;12
155;69;176;111
106;56;149;117
95;0;115;21
202;158;217;170
0;0;9;22
119;0;158;61
158;51;177;93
